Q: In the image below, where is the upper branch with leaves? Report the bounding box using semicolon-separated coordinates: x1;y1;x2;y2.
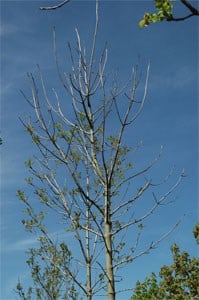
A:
139;0;199;28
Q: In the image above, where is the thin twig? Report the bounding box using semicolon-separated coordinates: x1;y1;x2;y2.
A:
40;0;70;11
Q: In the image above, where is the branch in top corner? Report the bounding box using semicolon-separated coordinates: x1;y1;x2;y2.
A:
40;0;70;11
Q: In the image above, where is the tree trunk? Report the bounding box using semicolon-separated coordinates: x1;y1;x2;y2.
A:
104;188;115;300
86;193;92;300
86;260;92;300
105;222;115;300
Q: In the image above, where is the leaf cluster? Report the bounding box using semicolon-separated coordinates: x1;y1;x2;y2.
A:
139;0;174;28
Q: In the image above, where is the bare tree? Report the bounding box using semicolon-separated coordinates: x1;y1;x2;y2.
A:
17;2;184;299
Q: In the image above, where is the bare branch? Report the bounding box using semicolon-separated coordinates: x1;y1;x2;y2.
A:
181;0;199;14
167;0;199;21
40;0;70;11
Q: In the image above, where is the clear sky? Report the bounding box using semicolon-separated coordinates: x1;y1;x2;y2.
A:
0;1;198;299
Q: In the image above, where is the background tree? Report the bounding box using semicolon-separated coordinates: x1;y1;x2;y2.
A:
131;224;199;300
17;3;184;299
139;0;199;28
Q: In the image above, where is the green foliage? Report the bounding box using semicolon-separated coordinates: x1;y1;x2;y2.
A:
17;190;28;204
70;148;82;165
32;134;40;145
131;272;163;300
107;134;133;187
26;123;35;135
16;237;77;300
21;210;46;232
139;0;175;28
36;188;49;204
17;189;48;233
193;223;199;244
25;159;32;169
25;177;33;185
131;227;199;299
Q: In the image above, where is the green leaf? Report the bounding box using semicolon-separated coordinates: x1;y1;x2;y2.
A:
26;123;35;134
139;19;146;28
32;135;40;144
17;190;28;203
25;159;32;169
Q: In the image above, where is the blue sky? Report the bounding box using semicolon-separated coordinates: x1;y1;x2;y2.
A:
0;1;198;299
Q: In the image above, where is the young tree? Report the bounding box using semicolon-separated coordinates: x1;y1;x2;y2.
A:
17;3;184;299
131;224;199;299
